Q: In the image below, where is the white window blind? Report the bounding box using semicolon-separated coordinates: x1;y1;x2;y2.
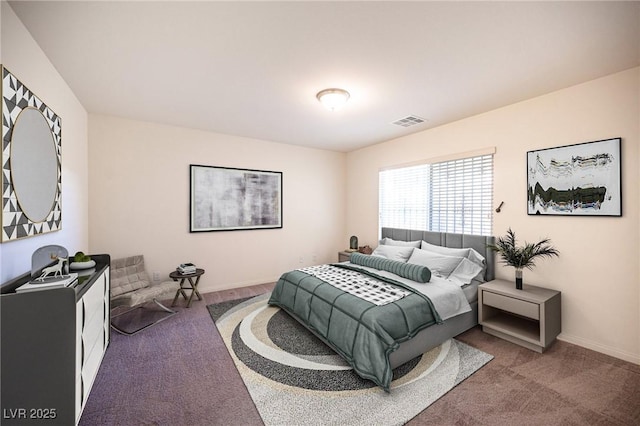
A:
379;154;493;236
379;164;430;231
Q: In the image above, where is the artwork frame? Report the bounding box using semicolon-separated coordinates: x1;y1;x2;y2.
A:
2;66;62;242
190;165;283;232
527;138;621;216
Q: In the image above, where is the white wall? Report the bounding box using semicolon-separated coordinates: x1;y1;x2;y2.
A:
88;115;346;293
0;2;89;283
345;67;640;364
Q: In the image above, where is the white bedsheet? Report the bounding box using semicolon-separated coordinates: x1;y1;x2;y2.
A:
344;262;471;321
462;281;480;304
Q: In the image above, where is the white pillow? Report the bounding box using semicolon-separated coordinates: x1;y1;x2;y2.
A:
407;249;464;278
420;241;486;269
448;258;485;287
371;245;414;262
407;249;483;286
380;237;422;248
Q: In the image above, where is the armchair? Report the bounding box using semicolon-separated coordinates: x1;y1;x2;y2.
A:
110;255;179;335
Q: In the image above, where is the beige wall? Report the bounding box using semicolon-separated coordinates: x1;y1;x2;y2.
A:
346;67;640;364
0;2;89;282
88;115;346;292
3;0;637;365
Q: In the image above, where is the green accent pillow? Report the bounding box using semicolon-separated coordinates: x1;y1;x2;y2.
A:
350;252;431;283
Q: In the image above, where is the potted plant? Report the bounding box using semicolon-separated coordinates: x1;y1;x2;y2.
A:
70;251;95;270
488;228;559;289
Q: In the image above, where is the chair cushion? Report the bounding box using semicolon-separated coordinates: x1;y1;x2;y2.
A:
111;280;179;308
110;255;151;297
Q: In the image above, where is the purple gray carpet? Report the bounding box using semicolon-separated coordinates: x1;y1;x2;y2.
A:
79;283;640;425
79;292;266;425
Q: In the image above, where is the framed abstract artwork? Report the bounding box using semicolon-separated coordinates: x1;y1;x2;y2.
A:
527;138;621;216
190;165;283;232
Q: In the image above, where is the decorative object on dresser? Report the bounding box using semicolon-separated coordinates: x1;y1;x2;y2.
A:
0;255;111;425
190;165;282;232
487;228;559;290
70;251;96;270
1;66;63;242
527;137;621;216
110;255;180;335
479;279;561;352
14;245;79;292
34;256;67;280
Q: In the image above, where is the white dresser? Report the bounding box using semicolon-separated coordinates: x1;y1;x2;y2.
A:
74;263;110;423
1;255;110;425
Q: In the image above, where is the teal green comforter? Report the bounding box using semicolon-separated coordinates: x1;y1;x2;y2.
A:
267;263;442;391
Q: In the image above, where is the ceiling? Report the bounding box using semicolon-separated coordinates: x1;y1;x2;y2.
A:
8;1;640;152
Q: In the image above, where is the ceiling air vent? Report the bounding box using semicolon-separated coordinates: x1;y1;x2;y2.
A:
391;115;426;127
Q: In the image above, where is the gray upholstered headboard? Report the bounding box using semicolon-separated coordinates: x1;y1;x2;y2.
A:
380;227;495;281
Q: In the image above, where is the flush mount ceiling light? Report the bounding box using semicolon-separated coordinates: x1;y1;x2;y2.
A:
316;88;350;111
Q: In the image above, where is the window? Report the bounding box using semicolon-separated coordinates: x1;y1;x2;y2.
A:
379;154;493;236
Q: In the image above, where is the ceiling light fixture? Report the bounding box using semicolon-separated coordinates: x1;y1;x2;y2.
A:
316;88;350;111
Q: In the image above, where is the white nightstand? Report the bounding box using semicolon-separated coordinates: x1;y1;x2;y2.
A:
479;279;561;353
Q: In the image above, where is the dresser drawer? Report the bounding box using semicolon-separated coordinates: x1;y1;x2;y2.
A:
83;308;105;364
83;277;105;325
483;290;539;320
81;340;104;402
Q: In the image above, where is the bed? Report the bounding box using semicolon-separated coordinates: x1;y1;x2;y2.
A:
268;227;495;391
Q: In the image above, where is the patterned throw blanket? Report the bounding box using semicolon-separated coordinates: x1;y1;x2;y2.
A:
268;263;441;391
298;265;411;306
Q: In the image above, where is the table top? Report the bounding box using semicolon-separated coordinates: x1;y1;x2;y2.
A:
480;279;560;302
169;268;205;279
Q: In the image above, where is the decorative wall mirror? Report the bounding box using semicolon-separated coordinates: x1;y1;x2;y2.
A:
1;66;62;242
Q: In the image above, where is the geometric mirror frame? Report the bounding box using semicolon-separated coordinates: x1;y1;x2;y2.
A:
2;66;62;242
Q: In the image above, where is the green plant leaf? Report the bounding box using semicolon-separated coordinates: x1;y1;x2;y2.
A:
487;228;559;270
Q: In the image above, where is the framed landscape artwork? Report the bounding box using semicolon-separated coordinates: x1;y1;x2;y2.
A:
527;138;621;216
190;165;283;232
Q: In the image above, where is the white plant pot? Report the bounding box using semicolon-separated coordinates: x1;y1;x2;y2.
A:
69;260;96;270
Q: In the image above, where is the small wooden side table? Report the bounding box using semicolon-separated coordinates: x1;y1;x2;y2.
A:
170;268;205;308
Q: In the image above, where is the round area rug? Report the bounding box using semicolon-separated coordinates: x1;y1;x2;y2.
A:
209;292;493;426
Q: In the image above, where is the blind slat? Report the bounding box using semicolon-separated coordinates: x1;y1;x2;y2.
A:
379;154;493;236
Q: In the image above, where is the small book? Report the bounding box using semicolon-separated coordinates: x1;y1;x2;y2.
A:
177;263;197;274
17;273;79;293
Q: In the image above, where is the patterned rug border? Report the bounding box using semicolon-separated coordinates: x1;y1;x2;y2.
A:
208;292;493;426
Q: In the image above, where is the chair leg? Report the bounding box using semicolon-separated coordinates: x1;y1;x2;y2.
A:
154;298;176;314
110;299;177;336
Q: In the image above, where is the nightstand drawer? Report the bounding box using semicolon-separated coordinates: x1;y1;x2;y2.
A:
483;291;539;320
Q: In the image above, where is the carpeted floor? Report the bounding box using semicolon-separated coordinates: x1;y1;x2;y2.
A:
207;292;493;425
80;283;640;425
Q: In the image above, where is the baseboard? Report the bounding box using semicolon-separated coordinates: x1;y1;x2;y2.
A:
558;333;640;365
